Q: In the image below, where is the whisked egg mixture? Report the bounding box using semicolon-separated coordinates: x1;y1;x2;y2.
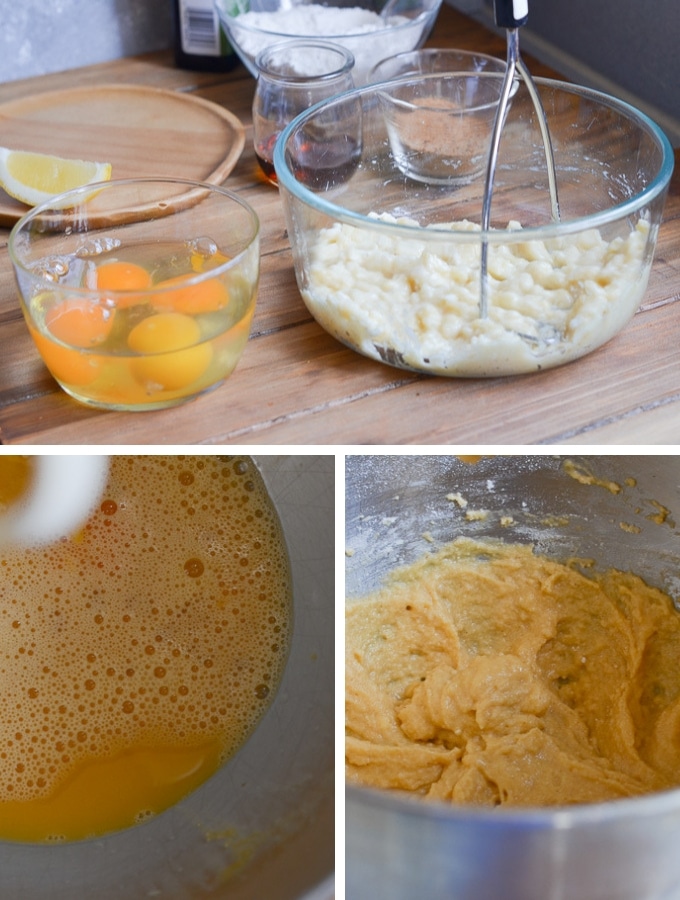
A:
0;455;291;842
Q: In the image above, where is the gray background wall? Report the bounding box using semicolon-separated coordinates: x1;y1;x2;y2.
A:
450;0;680;145
0;0;173;85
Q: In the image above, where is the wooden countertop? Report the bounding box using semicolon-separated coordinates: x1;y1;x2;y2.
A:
0;4;678;446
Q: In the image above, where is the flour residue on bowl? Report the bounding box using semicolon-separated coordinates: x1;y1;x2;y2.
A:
236;5;408;36
563;458;624;494
0;455;292;842
231;5;411;81
303;214;650;375
346;537;680;806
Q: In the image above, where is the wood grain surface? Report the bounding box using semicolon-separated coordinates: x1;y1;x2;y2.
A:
0;84;245;226
0;4;678;446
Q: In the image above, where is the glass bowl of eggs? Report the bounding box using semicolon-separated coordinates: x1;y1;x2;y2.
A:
8;177;260;411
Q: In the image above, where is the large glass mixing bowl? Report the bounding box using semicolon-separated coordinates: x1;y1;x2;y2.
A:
276;76;674;377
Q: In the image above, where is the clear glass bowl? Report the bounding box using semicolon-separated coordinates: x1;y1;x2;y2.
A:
252;39;356;184
9;178;260;410
369;46;508;82
274;74;674;377
214;0;443;86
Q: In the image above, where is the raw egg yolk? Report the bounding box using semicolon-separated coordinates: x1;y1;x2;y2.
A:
95;261;152;309
154;273;229;315
35;297;109;385
46;297;113;348
127;312;212;391
30;324;102;386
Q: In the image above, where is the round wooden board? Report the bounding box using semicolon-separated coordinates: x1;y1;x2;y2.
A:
0;84;246;227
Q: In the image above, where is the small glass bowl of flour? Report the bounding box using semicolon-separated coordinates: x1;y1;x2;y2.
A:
214;0;443;85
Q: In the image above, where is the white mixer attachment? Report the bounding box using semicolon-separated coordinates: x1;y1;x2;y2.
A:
0;455;110;547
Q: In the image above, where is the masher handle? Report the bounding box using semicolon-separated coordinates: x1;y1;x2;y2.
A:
493;0;528;28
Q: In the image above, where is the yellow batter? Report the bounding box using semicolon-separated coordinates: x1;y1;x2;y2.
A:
346;538;680;807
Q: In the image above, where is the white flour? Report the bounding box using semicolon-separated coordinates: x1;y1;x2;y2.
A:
233;5;416;83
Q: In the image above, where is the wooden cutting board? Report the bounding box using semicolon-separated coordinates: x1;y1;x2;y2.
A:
0;84;246;227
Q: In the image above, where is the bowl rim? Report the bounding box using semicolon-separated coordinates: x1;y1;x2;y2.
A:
274;74;675;242
255;38;356;81
347;780;680;828
215;0;441;41
376;70;512;115
368;46;508;82
8;176;261;296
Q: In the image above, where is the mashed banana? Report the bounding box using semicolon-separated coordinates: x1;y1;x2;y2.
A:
304;215;650;375
346;538;680;807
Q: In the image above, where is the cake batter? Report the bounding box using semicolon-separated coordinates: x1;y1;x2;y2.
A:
346;538;680;806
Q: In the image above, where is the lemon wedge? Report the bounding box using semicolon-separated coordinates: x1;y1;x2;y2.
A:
0;147;112;208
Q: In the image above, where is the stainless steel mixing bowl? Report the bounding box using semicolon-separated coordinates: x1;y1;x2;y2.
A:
346;454;680;900
0;454;334;900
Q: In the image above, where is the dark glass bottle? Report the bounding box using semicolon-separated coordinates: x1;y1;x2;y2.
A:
173;0;239;72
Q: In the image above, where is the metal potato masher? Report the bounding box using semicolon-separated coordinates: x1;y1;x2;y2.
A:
479;0;561;318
